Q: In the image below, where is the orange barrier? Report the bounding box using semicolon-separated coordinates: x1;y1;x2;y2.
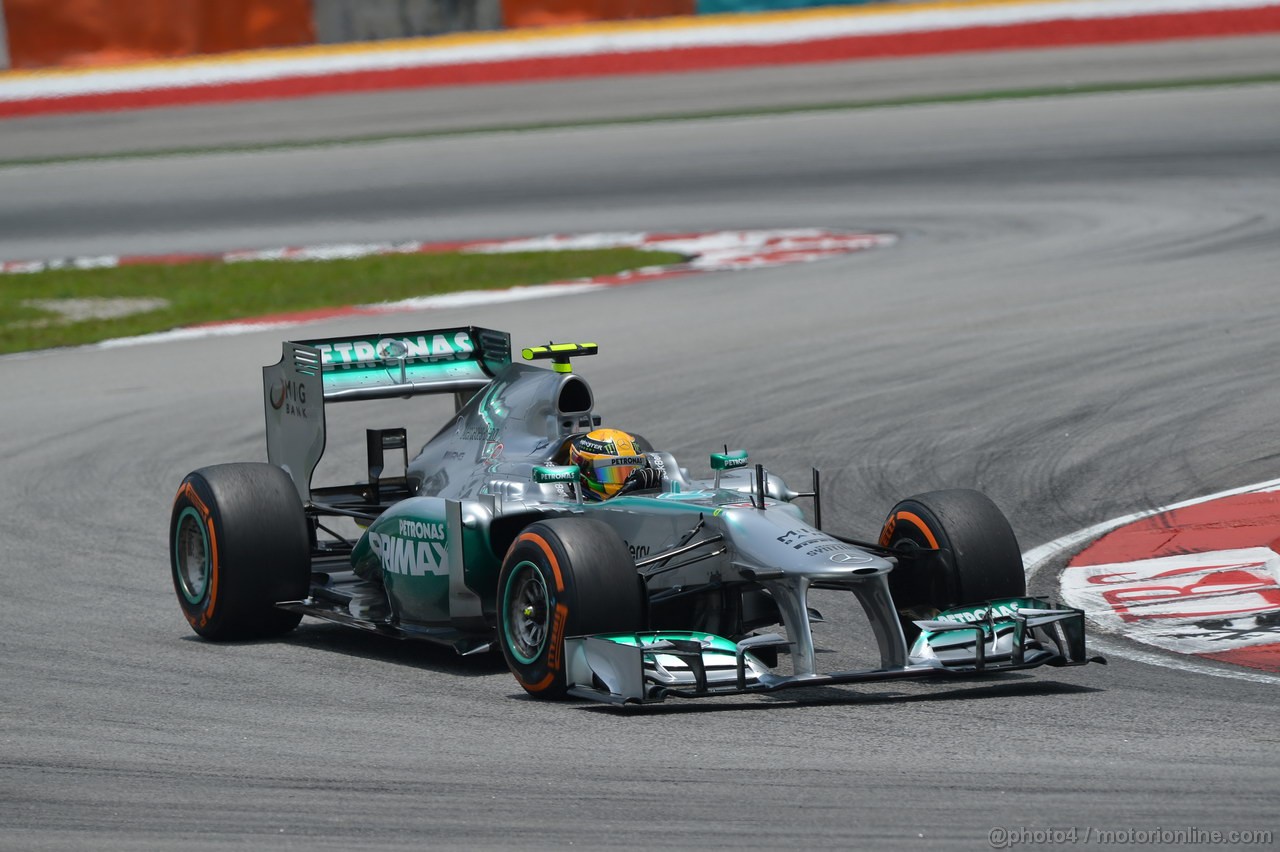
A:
4;0;315;70
502;0;695;29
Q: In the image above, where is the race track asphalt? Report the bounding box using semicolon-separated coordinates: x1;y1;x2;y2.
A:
0;38;1278;850
1;34;1278;164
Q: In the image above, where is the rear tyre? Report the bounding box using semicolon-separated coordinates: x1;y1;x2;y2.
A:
169;462;310;640
497;518;644;699
880;489;1025;639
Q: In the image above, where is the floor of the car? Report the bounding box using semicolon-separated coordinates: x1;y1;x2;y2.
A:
295;563;394;625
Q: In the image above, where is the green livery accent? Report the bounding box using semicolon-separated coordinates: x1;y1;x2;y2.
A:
533;464;580;484
909;597;1047;656
594;631;741;654
602;493;804;520
286;326;512;402
173;507;210;605
352;508;452;622
710;450;749;471
328;358;492;395
319;331;485;393
324;331;474;364
602;495;718;513
929;597;1044;626
502;561;550;665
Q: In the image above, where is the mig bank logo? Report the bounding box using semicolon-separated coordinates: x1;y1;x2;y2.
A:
269;376;309;418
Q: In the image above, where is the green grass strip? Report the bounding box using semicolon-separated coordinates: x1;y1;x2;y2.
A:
0;248;684;355
2;73;1278;169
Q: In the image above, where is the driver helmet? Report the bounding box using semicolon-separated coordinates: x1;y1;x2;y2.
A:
569;428;645;499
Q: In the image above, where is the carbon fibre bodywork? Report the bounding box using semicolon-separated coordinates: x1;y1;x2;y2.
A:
253;326;1102;703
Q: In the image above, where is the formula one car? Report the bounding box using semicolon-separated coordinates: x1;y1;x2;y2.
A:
169;326;1103;704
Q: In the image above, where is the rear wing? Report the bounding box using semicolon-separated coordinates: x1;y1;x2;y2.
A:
263;327;511;501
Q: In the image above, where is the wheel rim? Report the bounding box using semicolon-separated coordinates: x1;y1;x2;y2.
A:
503;561;551;665
174;507;210;605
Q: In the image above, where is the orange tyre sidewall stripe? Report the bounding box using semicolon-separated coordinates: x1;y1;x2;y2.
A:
517;532;565;592
890;510;940;549
175;480;220;628
525;669;556;692
512;532;567;691
204;516;219;623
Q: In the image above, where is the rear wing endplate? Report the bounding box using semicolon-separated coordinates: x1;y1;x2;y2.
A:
263;326;511;501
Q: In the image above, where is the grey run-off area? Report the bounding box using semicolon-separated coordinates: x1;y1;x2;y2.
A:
0;37;1278;850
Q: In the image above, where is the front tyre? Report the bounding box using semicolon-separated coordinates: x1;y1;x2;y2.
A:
880;489;1025;638
497;519;644;699
169;463;310;640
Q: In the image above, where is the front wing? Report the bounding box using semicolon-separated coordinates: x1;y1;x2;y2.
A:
565;598;1105;705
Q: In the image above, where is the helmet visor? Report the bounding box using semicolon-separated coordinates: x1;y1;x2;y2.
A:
584;455;645;489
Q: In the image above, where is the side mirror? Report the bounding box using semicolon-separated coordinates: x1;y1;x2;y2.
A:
710;450;748;489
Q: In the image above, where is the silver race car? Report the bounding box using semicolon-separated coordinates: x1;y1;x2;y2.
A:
169;325;1103;704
